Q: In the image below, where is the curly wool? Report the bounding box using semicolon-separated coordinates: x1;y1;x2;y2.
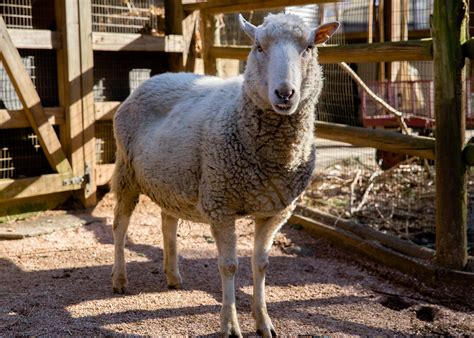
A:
112;14;323;225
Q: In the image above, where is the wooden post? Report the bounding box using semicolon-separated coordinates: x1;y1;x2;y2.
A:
56;0;96;206
165;0;184;72
201;10;218;75
433;0;469;269
78;0;96;206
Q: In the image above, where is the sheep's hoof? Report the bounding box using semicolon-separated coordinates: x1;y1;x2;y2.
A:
112;285;127;294
112;274;128;294
167;282;182;290
166;273;182;290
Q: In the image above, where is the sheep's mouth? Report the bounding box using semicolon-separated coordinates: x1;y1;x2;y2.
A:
273;103;296;115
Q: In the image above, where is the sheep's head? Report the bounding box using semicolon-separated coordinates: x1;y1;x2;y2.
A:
240;13;339;115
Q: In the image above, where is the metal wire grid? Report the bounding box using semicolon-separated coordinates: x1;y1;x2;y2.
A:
93;51;166;102
0;55;35;110
91;0;164;34
0;0;56;30
95;120;116;165
0;127;56;179
0;50;59;109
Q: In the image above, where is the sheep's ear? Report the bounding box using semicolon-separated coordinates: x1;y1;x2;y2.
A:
239;14;257;41
311;21;340;45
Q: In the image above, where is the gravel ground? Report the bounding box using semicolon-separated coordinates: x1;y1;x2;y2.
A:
0;193;473;336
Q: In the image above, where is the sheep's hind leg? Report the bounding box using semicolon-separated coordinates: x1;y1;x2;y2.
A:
161;213;182;289
211;221;241;337
112;190;139;293
253;208;293;337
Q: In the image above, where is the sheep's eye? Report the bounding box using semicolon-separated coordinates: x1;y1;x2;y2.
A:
305;45;314;53
256;43;263;52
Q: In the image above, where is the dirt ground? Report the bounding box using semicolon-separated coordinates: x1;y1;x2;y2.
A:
0;192;473;336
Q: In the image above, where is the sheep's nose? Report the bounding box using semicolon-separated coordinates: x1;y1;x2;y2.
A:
274;84;295;103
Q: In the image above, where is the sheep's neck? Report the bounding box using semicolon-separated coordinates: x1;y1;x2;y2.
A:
237;93;315;171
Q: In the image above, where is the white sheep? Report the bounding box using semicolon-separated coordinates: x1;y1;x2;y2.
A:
111;13;339;337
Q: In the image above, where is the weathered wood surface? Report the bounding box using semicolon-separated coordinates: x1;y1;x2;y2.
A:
94;102;121;120
0;108;64;129
8;29;61;49
95;163;115;186
433;0;468;270
165;0;185;71
202;10;218;75
0;17;72;175
92;32;184;52
78;0;97;206
0;174;79;201
289;213;474;288
295;205;435;261
56;0;87;192
210;39;433;63
315;121;435;160
183;0;342;13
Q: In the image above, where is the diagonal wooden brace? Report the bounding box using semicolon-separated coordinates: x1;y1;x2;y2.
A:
0;17;72;175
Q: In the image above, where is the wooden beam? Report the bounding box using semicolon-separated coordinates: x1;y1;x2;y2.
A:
295;205;435;261
94;101;121;120
210;39;433;63
0;107;65;129
0;173;79;201
433;0;468;270
78;0;97;206
95;163;114;186
202;10;218;75
0;17;72;175
183;0;342;13
289;213;474;289
8;29;61;49
315;121;435;160
92;32;184;52
165;0;185;71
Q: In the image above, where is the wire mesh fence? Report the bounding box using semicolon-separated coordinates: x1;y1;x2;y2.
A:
93;51;166;102
0;0;56;30
95;120;116;165
91;0;164;34
0;127;56;179
0;50;59;109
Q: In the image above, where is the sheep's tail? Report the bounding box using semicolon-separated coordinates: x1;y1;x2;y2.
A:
111;147;137;196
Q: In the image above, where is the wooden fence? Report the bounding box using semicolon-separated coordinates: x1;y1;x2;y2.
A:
0;0;472;284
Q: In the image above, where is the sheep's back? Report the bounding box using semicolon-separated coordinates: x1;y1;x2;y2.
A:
113;72;243;221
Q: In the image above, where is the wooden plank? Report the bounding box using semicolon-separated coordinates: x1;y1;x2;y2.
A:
78;0;97;206
315;121;435;160
0;17;72;175
94;101;121;120
8;29;62;49
95;163;115;186
56;0;86;197
289;213;474;289
92;32;184;52
184;0;342;13
0;107;64;129
202;11;218;75
295;205;435;261
165;0;184;71
433;0;468;270
210;39;433;63
0;173;79;201
182;10;199;69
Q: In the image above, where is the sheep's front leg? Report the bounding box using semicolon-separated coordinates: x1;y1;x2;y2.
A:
211;222;241;337
253;209;293;337
161;213;182;289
